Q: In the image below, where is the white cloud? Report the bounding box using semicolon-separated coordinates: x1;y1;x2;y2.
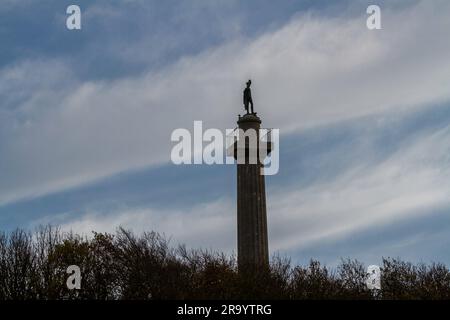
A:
37;198;236;253
34;123;450;257
1;0;450;206
268;124;450;252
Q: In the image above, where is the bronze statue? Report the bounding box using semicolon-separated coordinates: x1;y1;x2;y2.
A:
243;80;254;114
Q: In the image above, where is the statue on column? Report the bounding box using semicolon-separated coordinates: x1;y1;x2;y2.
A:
243;80;254;115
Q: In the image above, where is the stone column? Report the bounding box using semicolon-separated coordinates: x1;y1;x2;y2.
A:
234;114;270;273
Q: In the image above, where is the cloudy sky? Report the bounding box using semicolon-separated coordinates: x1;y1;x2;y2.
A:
1;0;450;266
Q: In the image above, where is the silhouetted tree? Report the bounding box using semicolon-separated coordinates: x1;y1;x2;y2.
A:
0;226;449;300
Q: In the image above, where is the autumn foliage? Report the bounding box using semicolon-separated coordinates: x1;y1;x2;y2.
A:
0;226;449;300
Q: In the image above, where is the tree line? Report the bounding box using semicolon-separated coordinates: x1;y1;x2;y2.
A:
0;226;449;300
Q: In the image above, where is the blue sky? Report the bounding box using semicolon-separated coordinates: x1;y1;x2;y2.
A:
1;0;450;267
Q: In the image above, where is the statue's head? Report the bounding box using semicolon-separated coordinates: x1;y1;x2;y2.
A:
246;79;251;87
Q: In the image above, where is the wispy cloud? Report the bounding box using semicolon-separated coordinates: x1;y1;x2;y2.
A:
269;124;450;252
33;119;450;261
1;0;450;207
38;197;236;253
